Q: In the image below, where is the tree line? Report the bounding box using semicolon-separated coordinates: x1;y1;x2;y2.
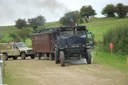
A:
59;5;96;26
102;3;128;18
60;3;128;26
15;15;46;31
15;3;128;29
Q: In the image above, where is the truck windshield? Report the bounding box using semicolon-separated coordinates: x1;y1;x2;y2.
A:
76;30;86;37
16;43;27;48
59;30;73;38
60;30;86;38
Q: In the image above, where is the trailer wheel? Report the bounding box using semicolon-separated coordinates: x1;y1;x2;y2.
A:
38;53;42;60
21;52;26;60
86;50;91;64
13;56;17;60
60;51;65;67
31;55;35;59
55;49;60;64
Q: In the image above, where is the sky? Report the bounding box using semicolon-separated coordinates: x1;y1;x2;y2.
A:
0;0;128;26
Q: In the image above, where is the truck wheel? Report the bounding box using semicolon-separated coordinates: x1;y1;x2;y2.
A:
3;54;8;61
13;56;17;60
60;51;65;67
49;54;54;61
31;55;35;59
55;49;60;64
21;53;26;60
38;53;42;60
86;50;91;64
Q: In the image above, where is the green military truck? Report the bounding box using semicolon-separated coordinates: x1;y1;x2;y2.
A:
0;42;35;60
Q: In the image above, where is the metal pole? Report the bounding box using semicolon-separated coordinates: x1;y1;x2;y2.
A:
0;54;3;85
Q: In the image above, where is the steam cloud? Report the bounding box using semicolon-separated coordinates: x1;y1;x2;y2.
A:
0;0;69;25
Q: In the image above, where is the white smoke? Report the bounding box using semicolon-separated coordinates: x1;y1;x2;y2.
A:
0;0;69;26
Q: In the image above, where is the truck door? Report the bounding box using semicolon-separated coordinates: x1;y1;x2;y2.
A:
13;44;20;56
87;32;94;48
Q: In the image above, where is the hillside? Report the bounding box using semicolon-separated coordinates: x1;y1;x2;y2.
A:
1;17;128;42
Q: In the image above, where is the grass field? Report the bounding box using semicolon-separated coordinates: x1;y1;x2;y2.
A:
1;17;128;71
83;17;128;71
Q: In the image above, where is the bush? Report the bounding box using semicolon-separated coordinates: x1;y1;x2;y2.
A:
9;27;33;42
103;24;128;54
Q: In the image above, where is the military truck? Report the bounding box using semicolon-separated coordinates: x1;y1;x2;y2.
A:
0;42;35;60
31;26;94;66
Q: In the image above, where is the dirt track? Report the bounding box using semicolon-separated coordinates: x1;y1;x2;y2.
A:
4;58;128;85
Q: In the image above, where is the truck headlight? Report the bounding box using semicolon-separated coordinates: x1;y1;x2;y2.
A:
27;50;30;53
27;50;32;53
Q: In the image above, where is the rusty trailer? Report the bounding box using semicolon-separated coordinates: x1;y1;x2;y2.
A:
31;29;56;60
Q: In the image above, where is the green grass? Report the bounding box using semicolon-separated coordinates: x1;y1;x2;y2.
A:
92;47;128;72
84;17;128;42
82;17;128;71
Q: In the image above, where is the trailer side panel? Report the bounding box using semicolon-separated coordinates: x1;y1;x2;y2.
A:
32;33;55;53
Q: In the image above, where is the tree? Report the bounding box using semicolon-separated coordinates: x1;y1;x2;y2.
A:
10;28;32;42
59;11;80;26
15;19;27;29
116;3;127;18
125;6;128;13
102;4;116;17
59;16;69;26
28;15;46;31
80;5;96;19
71;11;81;24
9;32;21;41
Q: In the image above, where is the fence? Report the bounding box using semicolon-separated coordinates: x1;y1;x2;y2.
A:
0;54;3;85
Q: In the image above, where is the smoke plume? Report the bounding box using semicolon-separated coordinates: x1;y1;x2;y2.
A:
0;0;69;25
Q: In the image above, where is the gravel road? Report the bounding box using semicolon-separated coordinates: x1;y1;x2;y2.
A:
4;59;128;85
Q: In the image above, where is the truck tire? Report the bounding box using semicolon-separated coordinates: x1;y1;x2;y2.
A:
3;53;8;61
31;55;35;59
21;52;26;60
13;56;17;60
55;49;60;64
86;50;91;64
60;51;65;67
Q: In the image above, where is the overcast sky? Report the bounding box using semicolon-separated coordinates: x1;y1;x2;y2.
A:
0;0;128;26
